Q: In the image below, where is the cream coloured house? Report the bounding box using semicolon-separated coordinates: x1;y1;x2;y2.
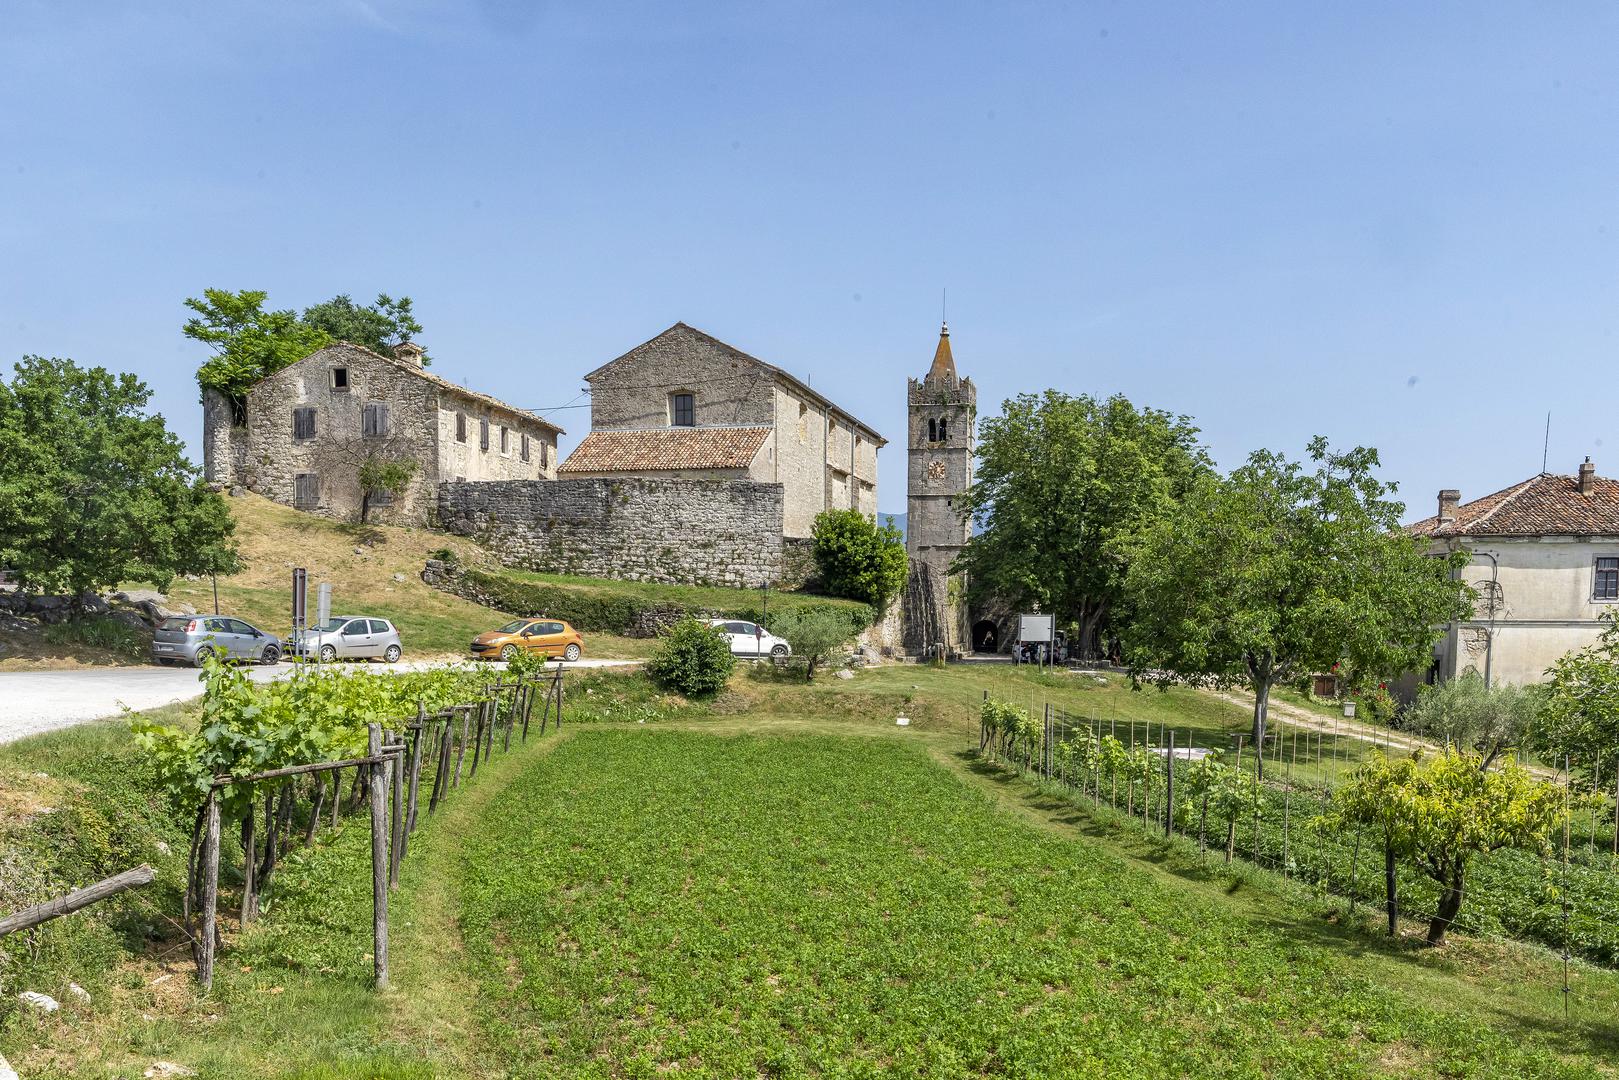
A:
1407;458;1619;686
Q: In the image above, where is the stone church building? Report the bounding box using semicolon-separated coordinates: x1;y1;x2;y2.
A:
558;322;884;537
202;341;562;524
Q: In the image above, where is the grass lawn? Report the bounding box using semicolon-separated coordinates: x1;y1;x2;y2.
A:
8;664;1619;1078
161;492;651;661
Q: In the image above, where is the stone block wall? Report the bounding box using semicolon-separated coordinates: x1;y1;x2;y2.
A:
437;476;786;588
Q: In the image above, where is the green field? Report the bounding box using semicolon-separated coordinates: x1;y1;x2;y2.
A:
8;665;1619;1078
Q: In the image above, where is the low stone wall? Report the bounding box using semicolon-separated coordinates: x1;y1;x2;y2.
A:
436;477;786;589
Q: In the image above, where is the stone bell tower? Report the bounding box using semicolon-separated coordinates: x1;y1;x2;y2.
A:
903;322;975;657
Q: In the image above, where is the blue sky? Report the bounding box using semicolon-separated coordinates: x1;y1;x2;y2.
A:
3;1;1615;521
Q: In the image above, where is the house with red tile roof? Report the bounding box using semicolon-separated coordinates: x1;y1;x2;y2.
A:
1406;457;1619;686
559;323;886;539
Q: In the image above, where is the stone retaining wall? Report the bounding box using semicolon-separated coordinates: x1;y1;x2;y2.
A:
436;476;785;588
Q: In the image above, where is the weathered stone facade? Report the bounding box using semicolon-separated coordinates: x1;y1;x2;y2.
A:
438;476;785;588
903;325;976;657
566;323;883;539
204;342;561;524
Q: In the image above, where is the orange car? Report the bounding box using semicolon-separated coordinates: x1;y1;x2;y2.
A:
470;618;584;662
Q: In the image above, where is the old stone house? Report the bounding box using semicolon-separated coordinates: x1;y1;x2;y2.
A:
203;341;562;524
558;323;884;537
1407;458;1619;687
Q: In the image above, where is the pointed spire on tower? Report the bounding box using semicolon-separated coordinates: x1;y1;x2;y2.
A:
926;320;957;385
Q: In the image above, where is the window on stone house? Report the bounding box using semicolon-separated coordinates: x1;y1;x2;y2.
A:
541;440;549;468
1596;557;1619;601
501;426;510;454
331;368;349;391
521;433;530;462
361;402;390;437
671;392;695;427
480;418;489;451
294;473;319;509
291;407;316;440
456;413;467;442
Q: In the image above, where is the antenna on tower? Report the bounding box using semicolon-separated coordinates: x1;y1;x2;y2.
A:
1542;411;1551;474
941;287;947;332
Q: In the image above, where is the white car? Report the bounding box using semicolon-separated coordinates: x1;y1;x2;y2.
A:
709;619;791;660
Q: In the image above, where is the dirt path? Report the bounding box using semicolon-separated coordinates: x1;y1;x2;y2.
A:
1210;690;1438;754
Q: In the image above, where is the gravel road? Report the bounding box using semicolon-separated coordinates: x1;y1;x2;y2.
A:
0;658;637;746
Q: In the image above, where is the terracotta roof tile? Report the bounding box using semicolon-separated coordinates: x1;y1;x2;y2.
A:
557;426;770;474
1408;472;1619;538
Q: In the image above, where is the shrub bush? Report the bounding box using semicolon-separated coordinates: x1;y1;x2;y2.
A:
646;618;735;697
811;509;908;609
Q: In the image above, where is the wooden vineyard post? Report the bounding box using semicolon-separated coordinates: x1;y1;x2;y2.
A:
556;672;564;728
470;702;486;777
196;788;220;989
1165;730;1175;838
503;686;514;753
406;704;425;838
485;690;497;758
455;707;470;787
540;675;556;735
305;773;324;846
240;787;257;924
520;680;534;742
388;730;403;889
430;717;450;815
367;723;390;991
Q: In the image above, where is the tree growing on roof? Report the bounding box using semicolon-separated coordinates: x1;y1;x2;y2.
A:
185;288;428;422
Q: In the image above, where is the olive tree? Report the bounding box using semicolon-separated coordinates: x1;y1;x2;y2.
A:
1402;672;1542;768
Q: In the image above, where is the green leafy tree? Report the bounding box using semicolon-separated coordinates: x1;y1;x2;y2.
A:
1121;438;1473;776
646;618;735;697
0;357;237;598
1540;611;1619;774
1403;672;1542;768
1332;751;1564;946
957;392;1213;659
357;456;419;524
302;293;427;363
185;289;331;421
811;509;907;608
769;608;855;681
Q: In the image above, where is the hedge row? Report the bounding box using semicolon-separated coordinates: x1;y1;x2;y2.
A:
452;567;876;637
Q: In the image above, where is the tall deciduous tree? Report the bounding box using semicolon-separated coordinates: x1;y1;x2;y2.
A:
0;357;237;598
1121;438;1473;774
956;392;1213;658
302;293;426;363
185;289;331;421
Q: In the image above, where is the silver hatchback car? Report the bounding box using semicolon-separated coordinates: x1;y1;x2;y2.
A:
152;616;282;667
286;616;404;663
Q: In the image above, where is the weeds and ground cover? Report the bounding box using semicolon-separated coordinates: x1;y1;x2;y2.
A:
453;728;1603;1078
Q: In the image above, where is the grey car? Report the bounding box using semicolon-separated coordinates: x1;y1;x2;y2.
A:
152;615;282;667
285;616;404;663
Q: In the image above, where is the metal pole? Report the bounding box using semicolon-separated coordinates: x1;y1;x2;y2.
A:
1479;550;1500;689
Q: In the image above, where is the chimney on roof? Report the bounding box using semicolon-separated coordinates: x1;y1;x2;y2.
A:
393;341;425;368
1580;456;1596;496
1438;489;1460;523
